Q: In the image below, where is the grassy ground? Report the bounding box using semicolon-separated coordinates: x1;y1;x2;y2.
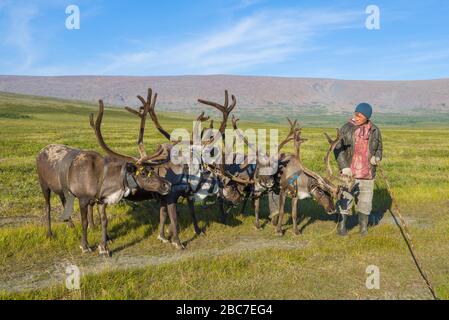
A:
0;92;448;299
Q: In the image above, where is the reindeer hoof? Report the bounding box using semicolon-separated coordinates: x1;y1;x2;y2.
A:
66;220;75;228
79;245;92;254
254;223;262;230
195;227;206;236
157;235;170;243
275;229;284;236
292;229;301;236
172;242;185;250
46;231;55;239
98;245;111;257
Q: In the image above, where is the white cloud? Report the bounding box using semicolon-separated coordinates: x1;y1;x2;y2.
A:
1;2;39;71
99;8;360;75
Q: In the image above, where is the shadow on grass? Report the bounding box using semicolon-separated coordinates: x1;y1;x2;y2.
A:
346;187;392;230
110;197;243;253
225;194;335;233
230;186;393;234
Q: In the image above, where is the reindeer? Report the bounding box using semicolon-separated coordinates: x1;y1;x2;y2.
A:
209;118;314;230
36;100;171;256
114;88;239;249
204;115;279;229
274;122;352;235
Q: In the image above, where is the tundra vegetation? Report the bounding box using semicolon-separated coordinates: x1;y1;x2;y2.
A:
0;92;448;299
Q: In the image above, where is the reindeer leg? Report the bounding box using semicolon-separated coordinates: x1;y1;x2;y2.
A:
217;197;227;224
275;193;286;235
240;196;248;216
59;193;75;228
157;200;170;243
79;199;92;253
254;197;261;230
97;203;110;257
167;201;184;250
41;185;53;239
291;197;300;235
268;192;280;226
87;204;96;229
187;197;202;235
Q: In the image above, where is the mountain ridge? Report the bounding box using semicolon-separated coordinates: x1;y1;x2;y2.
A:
1;75;448;115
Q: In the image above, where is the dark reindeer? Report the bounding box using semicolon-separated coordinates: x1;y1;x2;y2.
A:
117;88;238;249
274;121;352;235
216;114;282;229
209;118;309;230
36;100;171;256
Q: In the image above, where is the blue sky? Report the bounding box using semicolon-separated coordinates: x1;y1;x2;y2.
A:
0;0;448;80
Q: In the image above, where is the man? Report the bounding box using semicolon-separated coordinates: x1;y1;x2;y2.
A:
335;102;383;236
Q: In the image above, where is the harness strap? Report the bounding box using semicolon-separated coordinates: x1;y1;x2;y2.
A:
283;170;302;198
125;170;139;190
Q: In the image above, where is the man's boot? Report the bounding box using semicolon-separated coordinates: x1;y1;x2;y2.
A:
358;212;369;236
337;214;348;236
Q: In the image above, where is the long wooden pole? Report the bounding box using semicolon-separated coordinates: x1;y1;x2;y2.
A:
376;164;438;300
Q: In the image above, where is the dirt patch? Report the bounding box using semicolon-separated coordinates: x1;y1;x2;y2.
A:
0;216;43;228
0;235;308;293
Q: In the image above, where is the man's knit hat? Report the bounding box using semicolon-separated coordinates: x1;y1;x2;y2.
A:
355;103;372;119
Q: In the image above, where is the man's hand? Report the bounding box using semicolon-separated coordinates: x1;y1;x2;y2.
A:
370;156;381;166
340;167;352;177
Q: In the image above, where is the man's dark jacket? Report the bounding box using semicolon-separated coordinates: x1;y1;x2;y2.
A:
334;121;383;178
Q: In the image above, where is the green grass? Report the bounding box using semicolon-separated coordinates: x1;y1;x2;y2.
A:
0;92;448;299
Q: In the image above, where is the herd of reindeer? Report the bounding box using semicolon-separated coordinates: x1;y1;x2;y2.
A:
36;88;353;257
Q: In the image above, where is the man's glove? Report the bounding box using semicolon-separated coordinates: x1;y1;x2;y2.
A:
370;156;381;166
340;167;352;177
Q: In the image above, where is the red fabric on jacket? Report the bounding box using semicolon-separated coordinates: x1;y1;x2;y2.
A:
350;120;372;179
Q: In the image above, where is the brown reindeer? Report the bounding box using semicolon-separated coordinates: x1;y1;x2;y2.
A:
120;89;238;249
274;121;352;235
36;100;171;256
209;114;278;229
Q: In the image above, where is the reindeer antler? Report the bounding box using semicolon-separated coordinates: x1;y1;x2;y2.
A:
90;96;169;165
207;163;254;185
231;115;256;151
293;126;308;160
278;118;301;153
191;112;210;144
124;88;155;158
125;88;173;142
90;100;138;163
198;90;236;146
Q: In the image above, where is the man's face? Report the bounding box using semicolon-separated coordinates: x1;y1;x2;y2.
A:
354;112;368;125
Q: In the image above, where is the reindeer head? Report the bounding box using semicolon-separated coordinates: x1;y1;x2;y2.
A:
278;120;353;214
89;90;172;195
309;183;336;214
230;115;278;195
220;176;247;205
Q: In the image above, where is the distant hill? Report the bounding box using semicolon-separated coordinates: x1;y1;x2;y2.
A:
1;75;448;120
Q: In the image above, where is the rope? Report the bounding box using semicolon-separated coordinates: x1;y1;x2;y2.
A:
376;164;438;300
